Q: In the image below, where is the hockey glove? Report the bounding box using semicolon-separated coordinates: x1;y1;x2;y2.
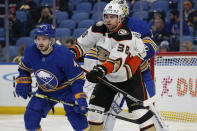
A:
15;76;32;99
74;93;88;115
86;65;107;83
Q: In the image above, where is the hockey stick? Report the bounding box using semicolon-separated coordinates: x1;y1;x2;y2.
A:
12;77;138;125
80;67;168;131
80;67;152;106
31;92;139;124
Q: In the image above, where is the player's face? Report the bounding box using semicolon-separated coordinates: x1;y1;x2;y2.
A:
35;35;50;52
104;14;119;32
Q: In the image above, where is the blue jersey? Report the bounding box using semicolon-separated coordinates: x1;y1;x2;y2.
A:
127;17;152;38
126;17;157;61
18;43;85;96
126;17;156;97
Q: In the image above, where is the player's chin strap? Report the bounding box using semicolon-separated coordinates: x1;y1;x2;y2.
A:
29;92;141;124
80;66;168;131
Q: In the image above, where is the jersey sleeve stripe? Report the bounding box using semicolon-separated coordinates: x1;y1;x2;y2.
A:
102;61;114;74
84;55;98;60
140;60;149;72
18;60;33;73
73;41;85;59
143;39;157;52
68;72;85;83
88;50;97;54
124;64;132;80
142;37;157;52
125;56;142;75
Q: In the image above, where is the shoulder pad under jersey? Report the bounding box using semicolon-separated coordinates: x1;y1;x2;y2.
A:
109;25;132;41
91;21;107;35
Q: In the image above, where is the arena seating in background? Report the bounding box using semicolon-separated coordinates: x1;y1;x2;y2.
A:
33;0;41;7
55;11;69;25
72;12;89;23
92;2;107;13
132;1;149;11
5;0;197;54
69;0;83;6
182;36;193;43
29;28;36;39
0;28;5;42
15;37;34;47
91;12;103;21
59;19;76;30
78;19;95;28
132;11;149;21
75;2;92;13
2;46;18;58
73;28;87;38
56;28;71;39
150;0;169;13
41;0;53;7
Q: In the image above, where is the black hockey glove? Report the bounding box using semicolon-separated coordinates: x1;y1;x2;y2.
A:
86;65;107;83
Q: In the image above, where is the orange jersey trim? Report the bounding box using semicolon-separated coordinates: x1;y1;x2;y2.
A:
125;56;142;75
71;45;80;59
102;61;114;74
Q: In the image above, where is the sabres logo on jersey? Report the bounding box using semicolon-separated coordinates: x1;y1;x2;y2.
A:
35;69;58;92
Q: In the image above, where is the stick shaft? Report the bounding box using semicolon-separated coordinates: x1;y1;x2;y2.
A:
80;67;143;105
33;93;138;124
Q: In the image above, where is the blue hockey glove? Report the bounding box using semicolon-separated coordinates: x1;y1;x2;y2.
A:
86;65;107;83
15;76;32;99
74;93;88;115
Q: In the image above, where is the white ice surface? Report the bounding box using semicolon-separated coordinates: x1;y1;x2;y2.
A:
0;115;139;131
0;115;196;131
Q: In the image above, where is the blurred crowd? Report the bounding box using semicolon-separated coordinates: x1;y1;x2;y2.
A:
0;0;197;62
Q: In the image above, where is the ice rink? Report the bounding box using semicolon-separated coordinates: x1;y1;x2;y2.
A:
0;115;140;131
0;115;197;131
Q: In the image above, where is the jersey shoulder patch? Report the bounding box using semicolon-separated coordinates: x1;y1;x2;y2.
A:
91;21;107;35
110;26;132;41
131;31;141;38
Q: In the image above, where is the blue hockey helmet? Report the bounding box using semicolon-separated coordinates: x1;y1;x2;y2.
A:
34;24;56;38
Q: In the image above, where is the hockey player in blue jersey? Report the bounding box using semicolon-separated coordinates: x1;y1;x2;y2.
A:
126;16;157;98
15;24;89;131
